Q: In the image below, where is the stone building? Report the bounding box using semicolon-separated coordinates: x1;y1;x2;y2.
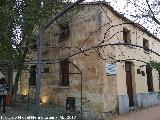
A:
19;2;160;119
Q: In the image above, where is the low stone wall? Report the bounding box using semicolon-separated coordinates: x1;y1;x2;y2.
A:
135;92;160;108
118;95;129;113
118;92;160;113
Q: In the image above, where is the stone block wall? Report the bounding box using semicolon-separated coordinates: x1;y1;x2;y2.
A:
19;4;119;119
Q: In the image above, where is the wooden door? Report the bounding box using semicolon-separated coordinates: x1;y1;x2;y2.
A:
125;62;134;107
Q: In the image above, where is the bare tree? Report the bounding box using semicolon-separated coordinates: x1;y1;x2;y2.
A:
113;0;160;37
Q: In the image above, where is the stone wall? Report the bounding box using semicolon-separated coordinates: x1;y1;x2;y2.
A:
19;4;119;120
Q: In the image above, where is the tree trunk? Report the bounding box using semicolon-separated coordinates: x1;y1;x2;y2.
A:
11;48;28;105
11;69;21;105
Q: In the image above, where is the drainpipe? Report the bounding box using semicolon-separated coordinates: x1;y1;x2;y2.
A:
35;0;85;120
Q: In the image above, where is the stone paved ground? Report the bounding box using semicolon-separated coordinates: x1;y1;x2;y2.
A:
0;104;81;120
112;104;160;120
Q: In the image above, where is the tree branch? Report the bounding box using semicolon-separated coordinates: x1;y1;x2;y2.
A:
146;0;160;25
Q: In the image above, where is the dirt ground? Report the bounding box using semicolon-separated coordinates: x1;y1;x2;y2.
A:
112;104;160;120
1;104;160;120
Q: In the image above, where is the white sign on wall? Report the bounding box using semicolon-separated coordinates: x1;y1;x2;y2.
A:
105;64;117;75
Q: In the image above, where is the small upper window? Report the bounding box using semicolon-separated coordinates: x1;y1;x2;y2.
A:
59;24;70;41
44;67;49;73
143;38;149;52
123;28;131;44
30;38;38;51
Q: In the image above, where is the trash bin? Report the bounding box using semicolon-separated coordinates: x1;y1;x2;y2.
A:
66;97;75;113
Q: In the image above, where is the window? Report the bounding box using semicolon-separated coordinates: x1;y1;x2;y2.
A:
59;24;70;41
137;69;141;74
59;59;69;86
30;38;38;51
143;38;149;53
146;64;154;92
44;67;49;73
123;28;131;44
29;65;36;86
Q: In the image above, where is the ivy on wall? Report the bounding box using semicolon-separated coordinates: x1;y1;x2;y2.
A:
150;61;160;79
146;63;154;92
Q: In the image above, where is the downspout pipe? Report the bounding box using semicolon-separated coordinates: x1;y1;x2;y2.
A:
35;0;85;120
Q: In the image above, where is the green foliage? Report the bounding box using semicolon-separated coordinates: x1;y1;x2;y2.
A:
146;63;153;81
154;63;160;74
0;0;74;99
150;61;160;78
0;0;73;64
0;0;16;61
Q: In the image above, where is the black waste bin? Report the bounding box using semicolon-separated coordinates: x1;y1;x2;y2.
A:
66;97;75;113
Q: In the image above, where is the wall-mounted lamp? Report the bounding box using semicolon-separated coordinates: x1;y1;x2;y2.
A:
41;95;49;104
141;71;145;76
22;89;28;96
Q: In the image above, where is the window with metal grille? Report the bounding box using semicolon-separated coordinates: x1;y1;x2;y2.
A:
59;24;70;41
29;65;36;86
143;38;149;53
30;38;38;51
59;59;69;86
123;28;131;44
44;67;49;73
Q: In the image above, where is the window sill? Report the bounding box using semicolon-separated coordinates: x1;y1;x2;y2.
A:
57;86;70;89
144;50;150;54
124;44;135;49
50;85;70;89
29;86;36;88
126;45;135;49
